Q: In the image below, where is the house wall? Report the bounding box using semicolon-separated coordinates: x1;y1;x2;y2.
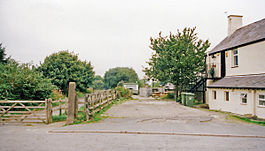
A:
256;90;265;119
208;88;265;119
207;40;265;77
226;41;265;76
206;53;221;78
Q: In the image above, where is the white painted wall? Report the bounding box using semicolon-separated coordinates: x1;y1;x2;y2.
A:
256;90;265;119
208;89;254;115
209;88;265;119
226;41;265;76
207;40;265;77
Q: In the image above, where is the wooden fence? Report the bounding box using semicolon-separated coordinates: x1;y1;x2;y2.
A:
0;98;67;124
81;90;118;121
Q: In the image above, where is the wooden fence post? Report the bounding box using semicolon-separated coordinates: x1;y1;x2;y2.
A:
74;94;78;118
65;98;68;115
47;98;53;124
67;82;76;125
59;98;62;116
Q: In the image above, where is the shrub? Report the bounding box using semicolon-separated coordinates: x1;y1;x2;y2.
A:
0;60;56;100
116;86;132;99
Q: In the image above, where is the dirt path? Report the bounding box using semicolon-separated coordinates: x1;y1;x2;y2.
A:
1;96;265;151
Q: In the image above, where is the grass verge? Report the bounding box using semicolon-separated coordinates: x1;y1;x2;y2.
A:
52;114;67;122
198;108;265;126
229;115;265;126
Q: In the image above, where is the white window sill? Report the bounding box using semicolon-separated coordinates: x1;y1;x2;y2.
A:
240;103;247;105
257;105;265;108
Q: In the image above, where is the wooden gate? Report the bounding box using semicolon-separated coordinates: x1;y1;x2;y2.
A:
0;99;53;124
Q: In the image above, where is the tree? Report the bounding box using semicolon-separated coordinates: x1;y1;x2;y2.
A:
92;75;105;90
0;43;9;64
104;67;139;89
0;60;56;100
144;27;210;99
38;51;95;94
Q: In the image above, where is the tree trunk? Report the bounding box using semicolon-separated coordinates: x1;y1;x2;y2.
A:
175;87;179;102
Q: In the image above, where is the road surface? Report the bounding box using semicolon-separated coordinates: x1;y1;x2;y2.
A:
1;96;265;151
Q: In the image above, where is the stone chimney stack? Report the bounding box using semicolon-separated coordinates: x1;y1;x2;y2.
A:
228;15;243;35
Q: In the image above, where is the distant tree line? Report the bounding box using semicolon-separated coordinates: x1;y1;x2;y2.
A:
0;43;140;100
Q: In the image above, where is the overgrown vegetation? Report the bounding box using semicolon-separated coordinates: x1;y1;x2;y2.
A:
0;60;56;100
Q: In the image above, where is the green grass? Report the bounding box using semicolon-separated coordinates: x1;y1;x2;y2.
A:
200;108;265;126
230;115;265;126
52;114;67;122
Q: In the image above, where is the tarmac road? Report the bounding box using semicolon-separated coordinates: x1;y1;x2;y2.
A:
1;96;265;151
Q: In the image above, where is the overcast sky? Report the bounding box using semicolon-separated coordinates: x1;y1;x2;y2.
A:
0;0;264;78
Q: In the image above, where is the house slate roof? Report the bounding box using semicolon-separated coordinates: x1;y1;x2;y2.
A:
208;18;265;55
208;74;265;89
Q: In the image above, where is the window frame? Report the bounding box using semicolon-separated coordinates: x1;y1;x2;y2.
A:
213;90;217;100
258;94;265;107
240;93;247;104
225;91;229;101
232;49;239;67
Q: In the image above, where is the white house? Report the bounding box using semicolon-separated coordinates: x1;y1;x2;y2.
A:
206;15;265;119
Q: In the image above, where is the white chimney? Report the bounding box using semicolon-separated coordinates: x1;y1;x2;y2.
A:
228;15;243;35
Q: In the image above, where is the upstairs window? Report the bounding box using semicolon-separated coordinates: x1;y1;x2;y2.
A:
259;94;265;107
232;49;239;67
240;93;247;104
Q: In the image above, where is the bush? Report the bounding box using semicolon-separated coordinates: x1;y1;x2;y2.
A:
160;93;175;100
50;89;65;100
0;60;56;100
116;86;132;99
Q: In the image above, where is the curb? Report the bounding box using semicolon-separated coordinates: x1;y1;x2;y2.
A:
48;130;265;139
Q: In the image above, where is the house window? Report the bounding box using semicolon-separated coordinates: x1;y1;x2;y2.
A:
225;91;229;101
258;94;265;107
213;91;217;100
232;49;238;67
241;93;247;104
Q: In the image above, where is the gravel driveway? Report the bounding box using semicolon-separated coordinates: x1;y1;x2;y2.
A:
1;96;265;151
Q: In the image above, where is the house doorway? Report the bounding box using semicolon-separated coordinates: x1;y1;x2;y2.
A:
221;51;226;78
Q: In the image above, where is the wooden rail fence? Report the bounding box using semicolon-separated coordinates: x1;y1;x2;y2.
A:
80;90;118;121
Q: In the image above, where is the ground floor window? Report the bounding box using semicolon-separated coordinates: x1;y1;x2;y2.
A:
241;93;247;104
258;94;265;106
225;91;229;101
213;91;216;100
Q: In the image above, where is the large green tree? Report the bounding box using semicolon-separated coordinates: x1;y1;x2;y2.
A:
144;27;210;99
0;43;9;64
38;51;95;94
104;67;139;89
92;75;105;90
0;60;56;100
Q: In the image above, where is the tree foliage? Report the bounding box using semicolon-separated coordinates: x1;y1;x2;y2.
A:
144;27;210;94
104;67;139;89
0;43;9;64
92;75;105;90
0;60;56;100
38;51;95;94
